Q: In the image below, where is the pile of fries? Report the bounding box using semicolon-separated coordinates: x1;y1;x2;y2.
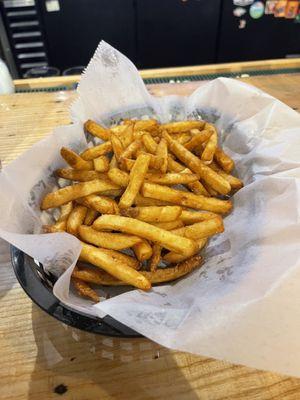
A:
41;118;243;302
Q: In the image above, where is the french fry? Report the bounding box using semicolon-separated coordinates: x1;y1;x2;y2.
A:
55;168;106;182
57;201;73;222
180;210;218;224
172;132;191;144
79;225;142;250
135;151;163;170
163;238;207;264
210;162;243;191
93;215;197;255
201;124;218;164
152;220;184;230
93;155;109;172
80;141;112;161
163;132;231;195
149;244;161;272
214;147;235;173
80;242;150;290
172;216;224;240
145;172;198;185
134;119;158;132
161;121;205;133
84;209;99;226
76;194;119;214
119;124;134;148
110;133;124;161
66;205;87;236
120;139;142;161
41;179;120;210
142;183;232;214
156;138;168;173
203;182;218;197
133;240;153;262
119;153;151;209
142;133;158;154
60;147;93;170
74;254;203;285
84;120;110;141
96;247;140;270
72;277;100;303
134;193;172;207
120;206;182;223
184;130;212;151
43;220;67;233
108;167;129;187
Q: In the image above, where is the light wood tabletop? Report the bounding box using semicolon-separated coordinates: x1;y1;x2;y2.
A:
1;67;300;400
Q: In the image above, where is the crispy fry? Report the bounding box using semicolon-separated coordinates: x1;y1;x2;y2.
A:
163;132;231;195
97;247;140;270
76;194;119;214
110;133;124;161
163;238;207;263
142;183;232;214
119;124;134;148
135;151;163;170
119;153;151;209
155;138;168;173
80;141;112;161
214;147;235;173
79;225;142;250
93;155;110;172
152;220;184;230
72;277;100;302
184;130;212;151
43;220;67;233
66;205;87;236
134;119;158;132
180;210;218;224
161;121;205;133
134;193;171;207
74;255;203;285
57;201;73;222
149;244;161;271
93;215;197;255
172;216;224;239
55;168;106;182
203;182;218;197
84;120;110;141
142;133;158;154
133;240;153;262
84;209;99;226
145;172;198;185
120;139;142;161
108;167;129;187
41;179;120;210
60;147;93;170
210;162;243;191
80;242;150;289
201;124;218;164
120;206;182;223
172;132;191;144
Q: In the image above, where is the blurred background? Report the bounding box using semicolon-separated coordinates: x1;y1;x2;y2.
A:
0;0;299;79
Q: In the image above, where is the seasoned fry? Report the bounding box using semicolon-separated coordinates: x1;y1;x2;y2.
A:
201;124;217;164
163;132;231;195
180;210;218;224
66;205;87;236
120;139;142;161
142;183;232;214
156;138;168;173
152;220;184;230
76;194;119;214
172;132;191;144
72;277;100;302
133;240;153;262
172;216;224;240
43;220;67;233
184;130;212;151
93;215;197;255
210;162;243;191
149;244;161;272
110;133;124;161
41;179;120;210
108;167;129;187
119;124;134;148
57;201;73;222
79;225;142;250
93;155;109;172
120;206;182;223
135;151;163;170
134;119;158;132
134;193;171;207
163;238;207;263
161;121;205;133
142;133;158;154
145;172;198;185
84;209;99;226
60;147;93;170
55;168;106;182
97;247;140;270
74;254;203;285
119;153;151;209
214;147;235;173
84;120;110;141
80;141;112;161
80;242;150;289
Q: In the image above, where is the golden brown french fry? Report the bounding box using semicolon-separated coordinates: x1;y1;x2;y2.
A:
142;183;232;214
161;121;205;133
134;119;158;132
133;240;153;262
119;153;151;209
172;132;191;144
152;220;184;230
203;182;218;197
149;244;161;272
156;138;168;173
84;209;99;226
41;179;120;210
163;132;231;195
172;216;224;240
142;133;158;154
60;147;93;170
210;162;243;191
93;215;197;255
80;141;112;161
118;124;134;148
74;254;202;285
93;155;109;172
43;220;67;233
214;147;235;173
110;133;124;161
72;277;100;303
163;238;207;264
145;172;198;185
57;201;73;222
55;168;106;182
120;139;142;161
120;206;182;223
95;247;140;270
135;151;163;170
134;193;172;207
180;210;218;224
184;130;212;151
66;205;87;236
201;124;217;164
107;167;129;187
76;194;119;214
79;225;142;250
84;120;110;141
80;242;150;290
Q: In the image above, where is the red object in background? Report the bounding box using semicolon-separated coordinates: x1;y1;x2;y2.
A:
284;1;299;18
274;1;287;17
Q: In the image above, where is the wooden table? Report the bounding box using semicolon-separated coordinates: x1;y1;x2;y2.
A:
1;63;300;399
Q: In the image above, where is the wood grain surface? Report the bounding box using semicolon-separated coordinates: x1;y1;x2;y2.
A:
1;73;300;400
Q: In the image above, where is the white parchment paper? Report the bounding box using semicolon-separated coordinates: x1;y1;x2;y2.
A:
1;41;300;376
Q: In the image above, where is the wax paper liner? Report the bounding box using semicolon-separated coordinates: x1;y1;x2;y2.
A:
1;41;300;376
